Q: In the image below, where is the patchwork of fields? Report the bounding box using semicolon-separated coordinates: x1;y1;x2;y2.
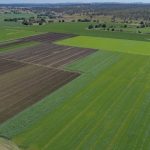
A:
0;33;96;123
0;31;150;150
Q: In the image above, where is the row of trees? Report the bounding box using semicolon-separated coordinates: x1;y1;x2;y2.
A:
88;24;117;32
137;21;150;28
4;17;25;22
4;16;47;26
88;23;127;31
22;18;46;25
77;19;91;22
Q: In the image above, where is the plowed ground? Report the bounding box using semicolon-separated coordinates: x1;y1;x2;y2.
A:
0;33;96;123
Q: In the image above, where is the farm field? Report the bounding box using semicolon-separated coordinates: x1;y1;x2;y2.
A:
26;23;150;42
0;59;80;123
0;32;150;150
57;36;150;55
1;22;150;43
0;32;95;123
0;27;40;42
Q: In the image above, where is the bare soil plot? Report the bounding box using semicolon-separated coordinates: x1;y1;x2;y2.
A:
0;43;96;68
0;33;76;49
0;33;96;123
0;59;26;75
0;40;28;49
19;32;76;43
0;58;80;123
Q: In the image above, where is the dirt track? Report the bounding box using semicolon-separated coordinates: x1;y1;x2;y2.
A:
0;33;96;123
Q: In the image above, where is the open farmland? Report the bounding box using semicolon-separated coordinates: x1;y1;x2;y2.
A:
0;34;150;150
0;3;150;150
25;22;150;42
0;27;40;42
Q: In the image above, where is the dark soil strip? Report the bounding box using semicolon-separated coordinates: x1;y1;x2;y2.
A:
0;60;80;123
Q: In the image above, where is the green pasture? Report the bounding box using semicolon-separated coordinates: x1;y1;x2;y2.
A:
0;27;40;42
26;22;150;42
0;13;39;42
0;22;150;42
58;36;150;55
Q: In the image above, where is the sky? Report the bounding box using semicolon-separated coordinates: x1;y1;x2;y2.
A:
0;0;150;4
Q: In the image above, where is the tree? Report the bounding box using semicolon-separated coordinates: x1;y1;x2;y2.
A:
112;28;115;31
88;24;94;29
140;24;145;28
124;24;127;28
140;21;144;25
102;23;106;28
95;25;98;28
22;20;29;25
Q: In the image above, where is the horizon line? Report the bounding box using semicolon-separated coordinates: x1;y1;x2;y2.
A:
0;2;150;4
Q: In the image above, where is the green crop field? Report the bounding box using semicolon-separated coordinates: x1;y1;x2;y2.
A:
57;36;150;55
0;36;150;150
0;27;40;42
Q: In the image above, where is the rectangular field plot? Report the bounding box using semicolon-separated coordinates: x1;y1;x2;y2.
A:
19;32;76;43
0;58;80;123
0;43;95;68
0;32;76;50
57;36;150;56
